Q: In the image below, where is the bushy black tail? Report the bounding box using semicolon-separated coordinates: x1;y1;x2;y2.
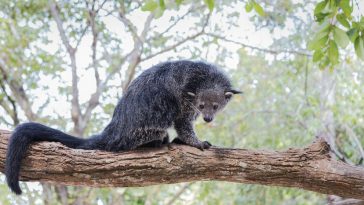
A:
5;122;86;195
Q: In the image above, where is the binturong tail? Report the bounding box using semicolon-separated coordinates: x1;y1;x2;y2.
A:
5;122;87;195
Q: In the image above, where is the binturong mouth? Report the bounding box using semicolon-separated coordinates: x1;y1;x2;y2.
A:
203;116;213;123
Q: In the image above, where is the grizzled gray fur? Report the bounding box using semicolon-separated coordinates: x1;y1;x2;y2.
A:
5;60;241;195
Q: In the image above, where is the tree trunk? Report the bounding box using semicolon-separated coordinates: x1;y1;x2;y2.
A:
0;130;364;199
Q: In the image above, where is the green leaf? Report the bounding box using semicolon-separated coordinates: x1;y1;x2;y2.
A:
319;56;330;70
333;26;350;48
315;23;330;39
328;40;339;64
318;22;331;33
352;21;360;29
245;2;253;13
339;0;352;17
307;35;328;50
314;1;327;15
175;0;183;6
253;2;265;17
336;13;350;28
141;0;158;11
313;50;324;62
315;12;330;23
153;7;164;18
360;17;364;28
347;28;359;42
314;0;329;22
354;37;364;60
159;0;165;10
204;0;214;11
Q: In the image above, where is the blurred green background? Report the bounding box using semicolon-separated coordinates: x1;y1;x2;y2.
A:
0;0;363;204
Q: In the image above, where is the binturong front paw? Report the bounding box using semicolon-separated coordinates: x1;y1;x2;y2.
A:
197;141;212;150
172;138;212;151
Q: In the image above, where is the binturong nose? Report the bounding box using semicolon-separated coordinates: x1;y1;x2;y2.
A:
203;116;213;123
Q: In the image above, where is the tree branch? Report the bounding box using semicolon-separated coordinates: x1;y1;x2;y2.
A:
0;130;364;199
344;124;364;162
48;0;75;55
121;13;154;90
147;5;203;42
75;2;155;123
49;0;82;135
74;25;89;51
0;78;19;125
328;195;364;205
166;182;194;205
118;2;140;43
78;0;103;133
0;59;36;121
86;0;102;86
141;14;211;62
0;16;38;124
205;33;312;57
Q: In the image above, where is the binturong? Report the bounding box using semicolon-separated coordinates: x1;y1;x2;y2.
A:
5;60;242;195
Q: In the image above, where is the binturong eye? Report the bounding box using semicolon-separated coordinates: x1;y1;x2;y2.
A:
199;104;205;109
213;104;219;110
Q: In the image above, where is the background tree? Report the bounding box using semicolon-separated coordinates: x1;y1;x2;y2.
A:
0;0;363;204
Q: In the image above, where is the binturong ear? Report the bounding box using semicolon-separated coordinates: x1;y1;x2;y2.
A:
225;89;243;99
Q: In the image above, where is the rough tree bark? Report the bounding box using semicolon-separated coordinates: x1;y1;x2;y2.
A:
0;130;364;199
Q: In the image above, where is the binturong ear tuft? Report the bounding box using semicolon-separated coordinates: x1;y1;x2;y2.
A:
187;92;196;97
230;89;243;94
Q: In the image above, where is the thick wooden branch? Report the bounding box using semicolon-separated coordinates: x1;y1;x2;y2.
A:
0;130;364;199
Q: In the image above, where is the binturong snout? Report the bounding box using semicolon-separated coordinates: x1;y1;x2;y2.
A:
203;116;213;123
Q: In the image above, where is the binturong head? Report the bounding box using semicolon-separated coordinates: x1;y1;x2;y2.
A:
187;88;242;123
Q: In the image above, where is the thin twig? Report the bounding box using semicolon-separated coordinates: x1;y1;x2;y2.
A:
354;0;363;16
206;33;312;56
118;2;140;42
87;0;101;86
147;5;203;42
0;58;36;121
121;13;154;90
75;25;89;51
344;124;364;162
304;56;309;98
141;13;211;62
166;183;194;205
0;77;19;125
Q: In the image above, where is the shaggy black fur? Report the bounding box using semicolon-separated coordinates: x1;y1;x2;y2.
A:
5;60;241;194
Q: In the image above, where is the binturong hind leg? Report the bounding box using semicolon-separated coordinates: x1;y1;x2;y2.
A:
131;129;169;149
139;133;170;148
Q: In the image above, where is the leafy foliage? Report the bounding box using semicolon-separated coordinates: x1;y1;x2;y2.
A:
309;0;364;69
